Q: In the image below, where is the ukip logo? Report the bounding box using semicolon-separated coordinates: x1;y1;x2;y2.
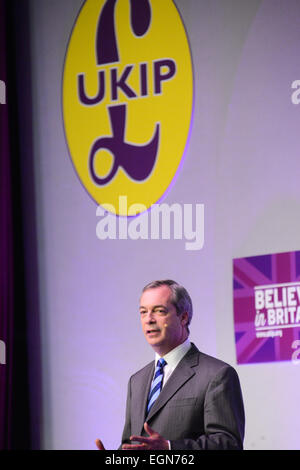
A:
89;104;159;185
83;0;160;186
63;0;193;216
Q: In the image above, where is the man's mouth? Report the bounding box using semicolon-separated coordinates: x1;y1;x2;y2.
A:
146;329;160;335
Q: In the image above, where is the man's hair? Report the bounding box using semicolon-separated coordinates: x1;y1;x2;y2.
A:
142;280;193;334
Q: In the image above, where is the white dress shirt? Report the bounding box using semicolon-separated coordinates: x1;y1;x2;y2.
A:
155;338;191;388
152;338;191;449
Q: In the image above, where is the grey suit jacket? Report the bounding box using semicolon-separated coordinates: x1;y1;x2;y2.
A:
121;343;245;450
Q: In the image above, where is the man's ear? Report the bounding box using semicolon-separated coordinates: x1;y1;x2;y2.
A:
181;311;189;326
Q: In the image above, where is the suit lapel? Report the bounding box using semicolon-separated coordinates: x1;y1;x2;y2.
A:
135;361;155;435
146;343;200;422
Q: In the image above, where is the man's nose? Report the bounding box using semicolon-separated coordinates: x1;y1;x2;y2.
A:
145;312;156;323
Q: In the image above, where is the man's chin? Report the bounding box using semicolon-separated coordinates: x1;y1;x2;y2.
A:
145;334;164;347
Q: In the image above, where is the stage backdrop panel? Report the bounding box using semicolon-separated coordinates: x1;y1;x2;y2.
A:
14;0;300;450
233;251;300;364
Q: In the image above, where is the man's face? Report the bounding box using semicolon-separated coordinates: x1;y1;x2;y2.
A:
139;285;188;356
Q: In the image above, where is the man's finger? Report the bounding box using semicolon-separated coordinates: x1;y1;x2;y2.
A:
144;422;156;436
122;443;147;450
95;438;105;450
129;435;151;444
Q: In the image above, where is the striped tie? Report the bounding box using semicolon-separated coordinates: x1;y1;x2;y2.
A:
147;358;167;414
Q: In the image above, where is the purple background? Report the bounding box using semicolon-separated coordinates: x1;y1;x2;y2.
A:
5;0;300;450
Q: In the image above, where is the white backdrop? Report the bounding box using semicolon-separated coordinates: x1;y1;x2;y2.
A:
21;0;300;449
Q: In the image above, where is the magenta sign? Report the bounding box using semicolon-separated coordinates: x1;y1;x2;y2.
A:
233;251;300;364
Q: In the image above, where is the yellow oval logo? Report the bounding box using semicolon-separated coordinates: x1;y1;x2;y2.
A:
63;0;193;216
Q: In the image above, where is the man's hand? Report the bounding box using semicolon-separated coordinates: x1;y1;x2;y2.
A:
122;422;169;450
95;438;106;450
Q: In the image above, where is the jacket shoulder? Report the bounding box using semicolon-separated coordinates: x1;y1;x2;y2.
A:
189;343;239;380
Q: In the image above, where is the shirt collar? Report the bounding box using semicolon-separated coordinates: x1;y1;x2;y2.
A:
155;338;191;369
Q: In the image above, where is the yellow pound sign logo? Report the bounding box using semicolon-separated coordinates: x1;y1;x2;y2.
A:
63;0;193;216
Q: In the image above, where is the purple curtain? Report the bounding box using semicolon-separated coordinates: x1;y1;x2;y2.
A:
0;0;31;449
0;0;14;450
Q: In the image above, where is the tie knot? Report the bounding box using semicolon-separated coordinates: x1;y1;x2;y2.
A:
157;358;167;369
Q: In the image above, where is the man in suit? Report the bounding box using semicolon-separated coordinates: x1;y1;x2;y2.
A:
96;280;245;450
